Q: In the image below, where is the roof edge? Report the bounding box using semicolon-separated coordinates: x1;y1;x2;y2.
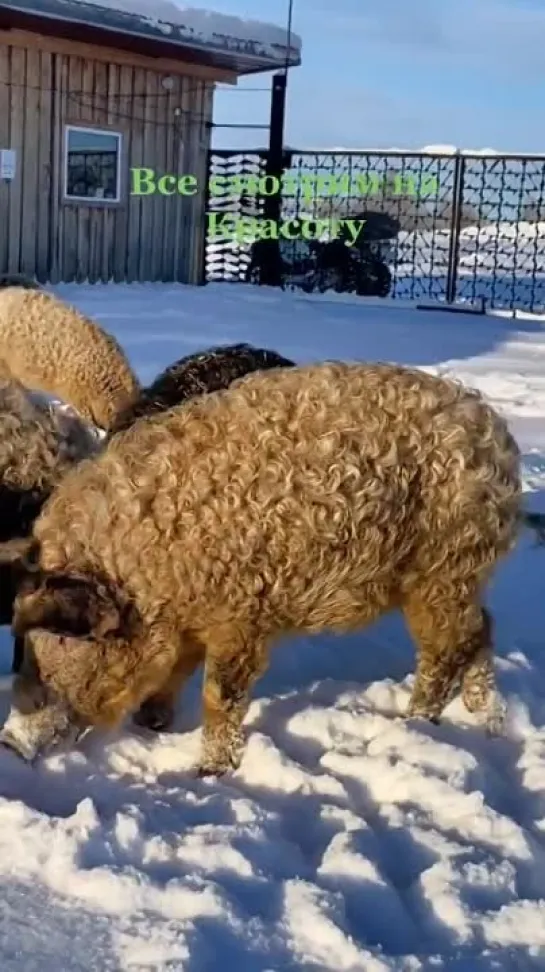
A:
0;0;302;70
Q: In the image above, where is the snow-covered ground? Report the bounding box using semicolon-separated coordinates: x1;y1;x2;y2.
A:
1;281;545;970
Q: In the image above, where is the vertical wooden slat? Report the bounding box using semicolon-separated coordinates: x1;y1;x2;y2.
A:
103;202;116;292
7;45;25;273
77;54;95;281
89;209;100;282
74;54;90;284
0;44;11;275
93;59;107;125
150;71;167;281
92;58;108;282
161;80;177;282
171;74;192;282
78;58;96;280
169;82;185;282
102;61;119;283
185;78;200;284
89;61;108;283
62;54;81;282
76;203;90;282
87;211;99;282
69;56;87;282
137;69;155;281
36;50;52;281
179;75;193;283
20;45;40;274
127;66;144;282
48;52;60;283
54;54;70;281
113;63;131;282
81;55;95;125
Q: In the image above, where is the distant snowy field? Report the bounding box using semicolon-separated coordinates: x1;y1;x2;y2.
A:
1;281;545;970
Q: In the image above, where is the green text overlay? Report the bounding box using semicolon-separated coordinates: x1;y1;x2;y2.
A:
130;167;439;201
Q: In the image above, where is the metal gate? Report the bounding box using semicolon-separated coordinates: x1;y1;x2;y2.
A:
202;147;545;314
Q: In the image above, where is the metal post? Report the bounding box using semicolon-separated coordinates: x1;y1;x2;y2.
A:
446;151;465;305
259;72;288;287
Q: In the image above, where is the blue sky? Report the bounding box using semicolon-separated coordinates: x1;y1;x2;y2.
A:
205;0;543;152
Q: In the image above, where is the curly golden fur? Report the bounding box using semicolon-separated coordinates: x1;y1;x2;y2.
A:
107;343;295;436
6;360;542;773
0;287;140;430
0;358;100;671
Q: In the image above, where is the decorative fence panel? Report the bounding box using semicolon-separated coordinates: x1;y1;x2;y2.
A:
204;150;267;283
203;149;545;314
454;155;545;312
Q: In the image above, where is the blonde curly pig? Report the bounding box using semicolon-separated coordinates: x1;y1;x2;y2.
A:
0;357;100;519
0;357;100;670
4;361;544;774
0;287;140;430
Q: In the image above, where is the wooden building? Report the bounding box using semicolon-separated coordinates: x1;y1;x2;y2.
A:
0;0;301;283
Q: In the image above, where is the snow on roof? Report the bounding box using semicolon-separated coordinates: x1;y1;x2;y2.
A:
3;0;301;70
84;0;298;49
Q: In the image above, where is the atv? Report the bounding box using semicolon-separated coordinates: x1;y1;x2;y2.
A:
245;210;399;298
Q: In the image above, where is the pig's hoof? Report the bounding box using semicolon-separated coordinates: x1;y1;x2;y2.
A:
0;730;34;763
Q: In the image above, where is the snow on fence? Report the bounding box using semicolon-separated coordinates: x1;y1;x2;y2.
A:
203;149;545;314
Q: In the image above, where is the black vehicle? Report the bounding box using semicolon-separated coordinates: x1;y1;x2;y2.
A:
245;210;399;297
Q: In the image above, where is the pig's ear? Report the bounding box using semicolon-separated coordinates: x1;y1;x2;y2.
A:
0;537;42;589
12;573;136;641
0;536;38;567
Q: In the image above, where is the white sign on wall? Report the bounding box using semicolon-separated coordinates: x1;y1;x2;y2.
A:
0;149;16;180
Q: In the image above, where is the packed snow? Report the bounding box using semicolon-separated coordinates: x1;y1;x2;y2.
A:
70;0;301;62
1;281;545;970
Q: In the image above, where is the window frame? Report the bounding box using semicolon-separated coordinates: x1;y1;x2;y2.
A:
63;124;123;205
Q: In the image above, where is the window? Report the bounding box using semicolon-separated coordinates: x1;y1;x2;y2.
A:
64;125;122;202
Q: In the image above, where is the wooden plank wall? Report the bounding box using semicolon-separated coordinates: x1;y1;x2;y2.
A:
0;37;215;283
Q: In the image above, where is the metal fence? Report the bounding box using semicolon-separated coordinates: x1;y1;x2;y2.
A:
203;148;545;313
